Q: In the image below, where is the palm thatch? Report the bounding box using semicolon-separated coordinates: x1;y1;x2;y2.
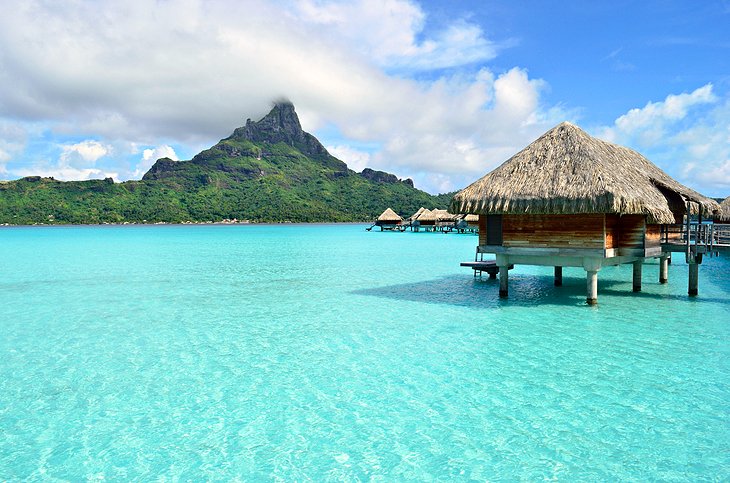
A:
450;122;719;224
716;196;730;222
376;207;403;223
409;207;427;221
433;209;457;222
417;209;455;222
414;208;432;220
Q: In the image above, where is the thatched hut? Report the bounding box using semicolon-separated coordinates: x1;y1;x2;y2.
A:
409;207;427;221
451;121;719;304
374;207;403;231
413;208;436;231
454;213;479;233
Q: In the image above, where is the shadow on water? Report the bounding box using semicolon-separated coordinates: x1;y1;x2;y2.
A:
352;273;730;309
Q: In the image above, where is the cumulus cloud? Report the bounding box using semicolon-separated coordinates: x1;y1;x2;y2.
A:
59;140;111;167
596;85;730;197
599;84;716;147
0;0;563;192
133;145;179;178
13;165;118;182
327;145;372;173
292;0;498;71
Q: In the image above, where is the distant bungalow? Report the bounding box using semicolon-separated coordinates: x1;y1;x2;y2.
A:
451;122;720;304
410;208;432;231
373;207;404;231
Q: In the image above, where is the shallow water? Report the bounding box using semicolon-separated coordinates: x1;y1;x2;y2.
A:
1;224;728;480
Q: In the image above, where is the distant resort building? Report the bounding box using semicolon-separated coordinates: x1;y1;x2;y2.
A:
451;122;720;304
373;207;404;231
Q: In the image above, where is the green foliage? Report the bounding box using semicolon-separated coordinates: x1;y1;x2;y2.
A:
0;141;456;224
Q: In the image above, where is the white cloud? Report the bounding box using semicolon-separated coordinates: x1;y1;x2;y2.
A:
13;165;118;182
133;145;179;178
293;0;497;71
596;86;730;197
0;120;28;165
0;0;563;193
600;84;716;147
59;140;111;167
327;145;371;172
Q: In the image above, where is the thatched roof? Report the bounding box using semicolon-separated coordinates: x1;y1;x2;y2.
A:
414;208;432;220
418;209;456;222
376;207;403;223
716;196;730;222
451;122;719;224
409;207;427;221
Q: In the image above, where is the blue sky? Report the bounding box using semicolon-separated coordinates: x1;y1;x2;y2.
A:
0;0;728;196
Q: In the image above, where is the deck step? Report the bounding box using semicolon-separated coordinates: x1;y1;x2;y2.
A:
460;260;514;275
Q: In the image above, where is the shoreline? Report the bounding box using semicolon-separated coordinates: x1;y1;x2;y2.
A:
0;220;371;229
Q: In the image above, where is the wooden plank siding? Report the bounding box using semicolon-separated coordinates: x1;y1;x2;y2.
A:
646;224;661;249
502;214;605;249
605;215;618;249
478;215;487;246
617;215;646;250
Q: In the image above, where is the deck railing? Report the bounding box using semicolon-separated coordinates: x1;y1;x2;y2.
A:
661;222;730;261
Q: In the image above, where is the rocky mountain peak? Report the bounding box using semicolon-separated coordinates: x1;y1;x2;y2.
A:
229;101;329;158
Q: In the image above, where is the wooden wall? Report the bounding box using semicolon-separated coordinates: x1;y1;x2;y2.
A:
480;213;659;251
605;215;618;249
646;224;661;248
502;214;605;249
617;215;645;249
478;215;487;246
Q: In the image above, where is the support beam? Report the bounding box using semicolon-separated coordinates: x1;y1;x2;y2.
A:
688;262;699;296
499;265;509;298
659;254;669;284
632;260;642;292
586;270;598;305
554;266;563;286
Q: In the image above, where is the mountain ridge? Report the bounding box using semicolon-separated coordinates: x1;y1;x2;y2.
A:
0;102;453;224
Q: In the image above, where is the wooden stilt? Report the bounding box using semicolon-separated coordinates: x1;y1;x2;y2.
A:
554;266;562;286
586;270;598;305
499;265;509;298
688;262;699;296
632;260;642;292
659;254;669;284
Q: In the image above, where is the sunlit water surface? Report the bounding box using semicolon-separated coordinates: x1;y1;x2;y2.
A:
1;224;728;480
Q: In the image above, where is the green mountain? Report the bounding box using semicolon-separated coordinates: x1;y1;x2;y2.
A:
0;103;454;224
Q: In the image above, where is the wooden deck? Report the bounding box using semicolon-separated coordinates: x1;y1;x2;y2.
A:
460;260;514;278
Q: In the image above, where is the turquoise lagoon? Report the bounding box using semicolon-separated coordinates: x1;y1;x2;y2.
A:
1;223;728;481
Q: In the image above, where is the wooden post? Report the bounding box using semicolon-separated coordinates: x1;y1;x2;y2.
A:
632;260;642;292
659;254;669;284
499;265;509;298
554;266;562;286
586;270;598;305
688;261;699;296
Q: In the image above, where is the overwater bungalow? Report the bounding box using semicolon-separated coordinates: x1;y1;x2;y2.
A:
373;207;404;231
454;213;479;233
412;208;435;231
451;122;720;304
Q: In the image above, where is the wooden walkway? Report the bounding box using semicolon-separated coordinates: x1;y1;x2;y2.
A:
661;223;730;260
